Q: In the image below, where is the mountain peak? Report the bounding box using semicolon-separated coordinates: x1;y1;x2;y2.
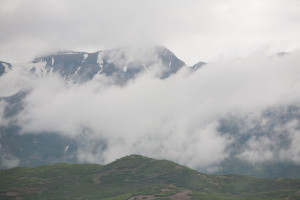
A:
30;46;187;83
2;46;207;82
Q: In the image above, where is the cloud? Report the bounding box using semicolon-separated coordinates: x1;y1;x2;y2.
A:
236;117;300;164
0;49;299;170
237;136;275;164
1;0;300;64
279;120;300;164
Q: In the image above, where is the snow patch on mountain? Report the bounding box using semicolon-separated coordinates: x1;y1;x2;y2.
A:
97;52;104;72
75;66;81;74
65;146;69;152
123;64;128;72
83;54;88;59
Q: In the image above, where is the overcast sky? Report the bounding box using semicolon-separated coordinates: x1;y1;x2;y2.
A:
1;0;300;170
1;0;300;65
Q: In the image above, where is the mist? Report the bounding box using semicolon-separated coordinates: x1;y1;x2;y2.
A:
1;49;300;171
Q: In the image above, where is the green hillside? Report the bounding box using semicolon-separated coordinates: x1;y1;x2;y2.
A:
0;155;300;200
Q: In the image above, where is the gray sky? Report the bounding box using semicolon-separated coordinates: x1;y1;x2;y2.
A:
1;0;300;65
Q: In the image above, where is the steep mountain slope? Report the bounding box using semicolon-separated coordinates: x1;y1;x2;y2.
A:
0;155;299;200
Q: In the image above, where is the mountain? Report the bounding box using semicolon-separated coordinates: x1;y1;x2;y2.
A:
191;61;206;71
0;46;198;169
0;46;205;169
0;155;299;200
1;46;299;179
30;46;190;84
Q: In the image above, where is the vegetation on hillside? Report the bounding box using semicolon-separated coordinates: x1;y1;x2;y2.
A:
0;155;299;200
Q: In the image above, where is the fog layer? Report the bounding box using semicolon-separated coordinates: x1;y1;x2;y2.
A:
1;50;300;170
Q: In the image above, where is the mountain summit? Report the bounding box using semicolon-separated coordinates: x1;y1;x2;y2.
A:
31;46;191;83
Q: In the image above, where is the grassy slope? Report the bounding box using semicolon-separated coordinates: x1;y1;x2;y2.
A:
0;155;299;200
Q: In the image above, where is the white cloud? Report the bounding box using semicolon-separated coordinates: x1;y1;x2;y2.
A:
0;49;298;170
279;120;300;164
237;136;275;164
234;109;300;164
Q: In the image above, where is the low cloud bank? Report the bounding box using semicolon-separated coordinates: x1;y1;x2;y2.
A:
1;50;300;170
